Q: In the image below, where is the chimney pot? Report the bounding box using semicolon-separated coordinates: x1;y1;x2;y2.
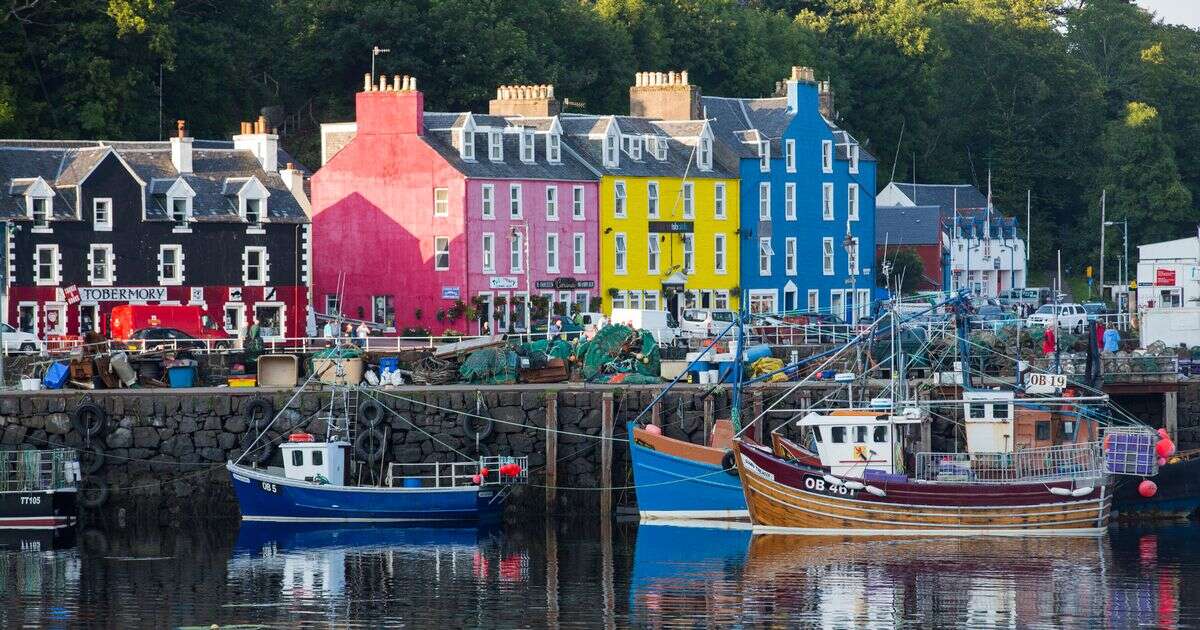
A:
176;119;186;138
410;77;417;91
257;115;267;134
363;73;372;92
286;161;295;170
681;70;688;85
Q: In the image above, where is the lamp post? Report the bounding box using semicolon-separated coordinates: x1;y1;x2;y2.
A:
1103;219;1128;293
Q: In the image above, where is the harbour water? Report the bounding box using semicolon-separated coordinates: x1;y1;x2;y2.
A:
1;519;1198;628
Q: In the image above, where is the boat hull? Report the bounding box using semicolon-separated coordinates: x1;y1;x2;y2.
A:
1113;450;1200;520
0;488;76;530
628;423;747;520
735;442;1111;536
227;462;503;523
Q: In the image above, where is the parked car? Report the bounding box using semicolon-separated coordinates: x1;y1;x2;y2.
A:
680;309;737;338
1082;302;1111;321
1026;303;1088;332
753;311;847;344
999;288;1050;309
610;308;680;344
110;305;230;345
128;327;226;351
0;323;43;353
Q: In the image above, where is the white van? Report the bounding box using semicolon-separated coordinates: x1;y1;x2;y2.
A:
680;309;737;338
610;308;680;345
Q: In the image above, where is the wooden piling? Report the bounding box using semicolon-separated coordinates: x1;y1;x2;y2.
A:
651;399;662;427
1165;390;1179;439
545;393;558;512
600;392;614;518
703;395;714;438
751;389;764;442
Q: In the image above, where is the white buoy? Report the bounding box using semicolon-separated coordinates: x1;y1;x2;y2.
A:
843;480;865;490
1049;487;1072;496
1071;486;1095;497
865;485;886;497
823;475;843;487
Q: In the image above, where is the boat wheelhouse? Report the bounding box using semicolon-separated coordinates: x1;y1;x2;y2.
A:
0;449;79;530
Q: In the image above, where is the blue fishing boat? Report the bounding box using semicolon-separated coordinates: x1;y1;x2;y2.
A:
628;421;747;520
227;387;526;523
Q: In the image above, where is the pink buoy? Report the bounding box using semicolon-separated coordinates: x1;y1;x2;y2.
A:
472;474;482;485
645;424;662;436
1158;428;1169;438
1138;479;1158;498
1159;457;1168;466
1156;438;1176;458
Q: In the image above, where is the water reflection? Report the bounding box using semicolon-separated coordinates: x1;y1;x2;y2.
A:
0;519;1195;627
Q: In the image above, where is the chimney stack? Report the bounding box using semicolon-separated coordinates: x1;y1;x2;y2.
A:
818;80;835;120
355;72;425;135
279;161;310;215
782;66;822;116
233;114;280;172
629;70;701;121
488;83;561;117
170;119;193;174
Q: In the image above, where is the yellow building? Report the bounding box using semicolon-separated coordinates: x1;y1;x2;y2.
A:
560;73;741;316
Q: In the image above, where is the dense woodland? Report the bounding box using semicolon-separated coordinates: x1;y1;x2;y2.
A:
0;0;1195;276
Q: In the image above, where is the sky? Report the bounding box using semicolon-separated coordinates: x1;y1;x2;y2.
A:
1136;0;1200;28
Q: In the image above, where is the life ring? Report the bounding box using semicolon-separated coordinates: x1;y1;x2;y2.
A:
463;414;494;441
79;444;106;475
354;428;388;463
240;430;280;465
243;398;276;432
72;402;108;438
78;477;109;509
358;399;386;429
721;449;739;476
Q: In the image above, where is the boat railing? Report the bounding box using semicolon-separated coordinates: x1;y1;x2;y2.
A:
386;455;528;489
914;442;1107;484
0;449;79;492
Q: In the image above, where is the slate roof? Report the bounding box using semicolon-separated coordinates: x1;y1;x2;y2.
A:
894;183;988;212
701;96;789;159
422;112;597;182
558;114;738;179
0;140;308;223
875;205;943;246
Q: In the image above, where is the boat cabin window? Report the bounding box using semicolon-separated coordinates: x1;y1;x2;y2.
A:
854;426;868;443
1036;421;1051;440
1062;421;1076;439
831;426;846;443
291;450;303;466
812;426;822;442
969;403;986;419
312;450;323;466
873;426;888;443
993;404;1010;419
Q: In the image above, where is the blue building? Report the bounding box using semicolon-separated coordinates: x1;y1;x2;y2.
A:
703;66;876;322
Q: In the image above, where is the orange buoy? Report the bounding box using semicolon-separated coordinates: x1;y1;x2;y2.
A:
645;424;663;436
1138;479;1158;498
288;433;315;443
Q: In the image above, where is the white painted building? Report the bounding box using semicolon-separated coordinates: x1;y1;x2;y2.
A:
1136;236;1200;348
877;182;1027;298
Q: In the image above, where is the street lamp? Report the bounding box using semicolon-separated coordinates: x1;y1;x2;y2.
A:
1103;219;1128;292
509;224;531;337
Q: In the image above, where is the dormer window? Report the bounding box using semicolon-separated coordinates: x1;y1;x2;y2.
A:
628;136;642;160
653;137;667;161
520;128;535;163
547;132;561;163
460;129;475;161
245;198;262;225
489;130;503;161
758;141;770;172
697;136;712;171
30;197;50;229
170;197;191;229
604;131;619;167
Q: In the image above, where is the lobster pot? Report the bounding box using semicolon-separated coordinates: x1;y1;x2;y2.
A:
1104;428;1158;476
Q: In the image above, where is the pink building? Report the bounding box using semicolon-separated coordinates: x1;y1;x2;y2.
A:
313;76;599;335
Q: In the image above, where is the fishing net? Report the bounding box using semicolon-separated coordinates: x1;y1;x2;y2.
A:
580;324;661;383
750;357;787;382
459;347;518;384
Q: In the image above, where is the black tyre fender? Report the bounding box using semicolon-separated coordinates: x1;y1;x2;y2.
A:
721;449;739;476
240;430;280;465
463;414;494;441
79;444;106;475
358;399;386;429
354;428;388;463
78;477;110;509
243;397;276;432
72;402;108;438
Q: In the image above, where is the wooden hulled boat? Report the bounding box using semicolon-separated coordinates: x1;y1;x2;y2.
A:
734;390;1157;536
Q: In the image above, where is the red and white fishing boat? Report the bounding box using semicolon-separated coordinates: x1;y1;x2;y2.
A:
735;389;1158;536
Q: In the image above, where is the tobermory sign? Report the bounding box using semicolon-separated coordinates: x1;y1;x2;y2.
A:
647;221;693;234
78;286;168;302
534;278;596;290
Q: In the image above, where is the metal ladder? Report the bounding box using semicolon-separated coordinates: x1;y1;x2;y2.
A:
324;385;358;444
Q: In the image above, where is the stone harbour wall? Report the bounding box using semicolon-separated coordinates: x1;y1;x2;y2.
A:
2;379;1197;522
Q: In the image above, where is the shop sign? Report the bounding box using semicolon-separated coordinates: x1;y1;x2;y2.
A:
1156;268;1176;286
78;286;168;302
647;221;693;234
534;278;596;290
442;286;461;299
489;277;519;289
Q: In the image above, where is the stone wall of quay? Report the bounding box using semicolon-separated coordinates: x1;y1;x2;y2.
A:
1;380;1196;521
